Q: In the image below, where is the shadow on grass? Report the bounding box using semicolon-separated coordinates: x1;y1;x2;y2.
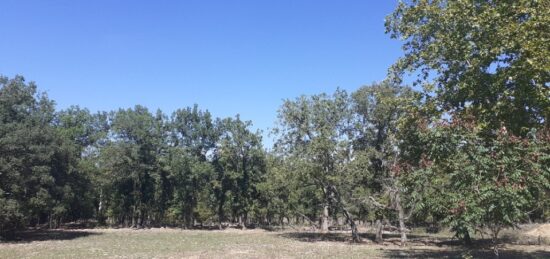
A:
3;229;101;243
279;232;433;244
383;249;550;259
280;232;550;258
280;232;361;242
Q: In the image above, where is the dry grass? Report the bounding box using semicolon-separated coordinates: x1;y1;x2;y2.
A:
0;228;549;258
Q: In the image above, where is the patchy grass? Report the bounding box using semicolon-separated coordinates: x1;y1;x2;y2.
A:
500;224;550;246
0;228;549;258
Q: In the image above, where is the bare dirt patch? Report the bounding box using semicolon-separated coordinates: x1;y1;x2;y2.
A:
525;224;550;238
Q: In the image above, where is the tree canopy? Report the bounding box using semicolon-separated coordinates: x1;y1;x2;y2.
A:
1;2;548;255
386;0;549;134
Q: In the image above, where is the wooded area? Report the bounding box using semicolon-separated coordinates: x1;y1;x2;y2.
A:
1;0;549;256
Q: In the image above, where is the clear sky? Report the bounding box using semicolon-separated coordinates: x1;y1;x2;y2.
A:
1;0;403;147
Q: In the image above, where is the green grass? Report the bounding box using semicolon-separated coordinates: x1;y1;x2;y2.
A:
0;228;549;258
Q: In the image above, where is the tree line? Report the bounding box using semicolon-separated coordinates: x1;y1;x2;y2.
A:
0;79;268;233
1;0;548;252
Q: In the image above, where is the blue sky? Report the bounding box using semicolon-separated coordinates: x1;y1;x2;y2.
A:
0;0;403;146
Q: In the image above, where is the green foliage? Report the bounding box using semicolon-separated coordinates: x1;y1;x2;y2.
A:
386;0;550;134
400;115;550;242
0;76;82;235
215;116;266;225
99;106;167;227
274;89;353;228
386;1;550;248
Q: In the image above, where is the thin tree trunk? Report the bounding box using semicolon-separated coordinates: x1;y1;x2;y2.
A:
375;219;383;243
48;213;52;229
132;206;137;228
240;215;247;230
491;226;501;257
218;196;225;230
341;206;361;242
463;231;473;246
329;184;360;242
98;190;103;214
138;210;144;228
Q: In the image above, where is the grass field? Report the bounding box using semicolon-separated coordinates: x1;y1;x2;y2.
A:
1;228;549;258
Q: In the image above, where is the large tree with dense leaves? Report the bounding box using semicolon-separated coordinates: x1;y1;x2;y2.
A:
168;105;219;228
386;0;550;135
100;106;167;227
399;113;549;254
350;82;421;245
274;89;356;236
386;1;550;252
55;106;109;222
214;116;266;229
0;76;87;236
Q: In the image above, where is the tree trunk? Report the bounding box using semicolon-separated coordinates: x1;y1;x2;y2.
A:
463;231;473;246
320;204;329;233
48;213;53;229
240;215;247;230
217;196;225;230
131;215;136;228
375;219;383;243
394;191;407;246
491;226;501;257
341;206;361;242
98;190;103;214
137;210;144;228
185;210;193;229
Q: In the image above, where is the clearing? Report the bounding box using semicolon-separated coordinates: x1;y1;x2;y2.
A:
0;227;549;258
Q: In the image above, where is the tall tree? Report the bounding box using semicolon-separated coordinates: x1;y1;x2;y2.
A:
101;106;166;227
215;116;265;229
351;82;420;245
0;76;82;235
55;106;109;222
168;105;218;228
274;89;356;236
386;1;550;252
